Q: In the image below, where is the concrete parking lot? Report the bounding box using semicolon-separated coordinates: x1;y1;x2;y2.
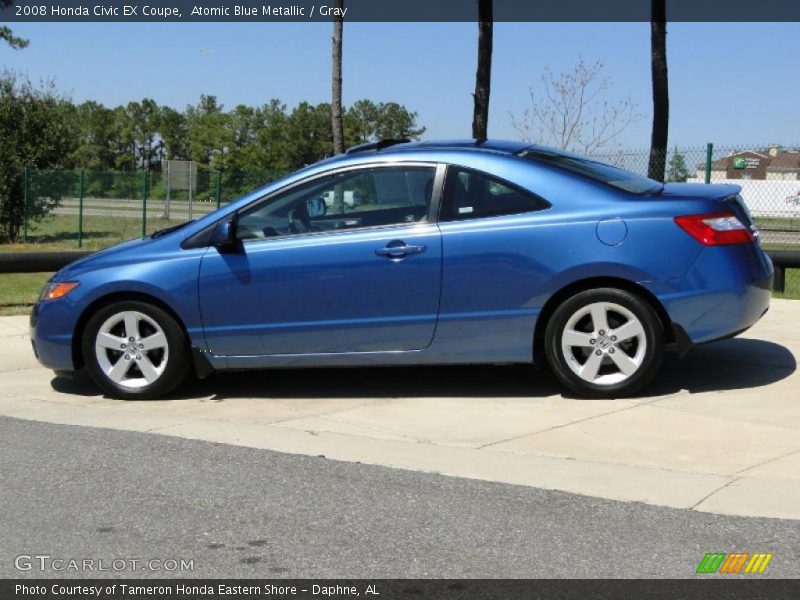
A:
1;300;798;520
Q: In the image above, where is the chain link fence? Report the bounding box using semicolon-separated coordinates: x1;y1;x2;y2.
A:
18;167;290;251
590;143;800;298
587;143;800;252
12;144;800;296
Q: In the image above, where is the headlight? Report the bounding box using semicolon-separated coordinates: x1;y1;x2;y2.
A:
39;281;79;301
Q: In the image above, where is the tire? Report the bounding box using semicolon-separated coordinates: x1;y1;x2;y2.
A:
82;300;190;400
544;288;663;398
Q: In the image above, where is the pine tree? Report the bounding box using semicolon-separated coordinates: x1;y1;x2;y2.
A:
666;148;689;182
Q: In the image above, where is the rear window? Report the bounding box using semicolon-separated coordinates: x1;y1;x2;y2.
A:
518;147;663;195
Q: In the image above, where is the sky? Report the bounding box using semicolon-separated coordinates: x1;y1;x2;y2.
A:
2;21;798;149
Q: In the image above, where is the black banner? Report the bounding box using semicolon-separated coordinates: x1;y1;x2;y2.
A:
4;580;800;600
3;0;800;23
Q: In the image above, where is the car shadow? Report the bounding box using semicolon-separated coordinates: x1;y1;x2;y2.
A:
52;363;562;400
640;337;796;397
51;337;796;402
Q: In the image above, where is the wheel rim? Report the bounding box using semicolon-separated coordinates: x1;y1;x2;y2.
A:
560;301;647;386
94;311;169;390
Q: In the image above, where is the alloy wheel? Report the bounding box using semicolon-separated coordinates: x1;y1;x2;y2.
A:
560;301;647;386
94;310;169;389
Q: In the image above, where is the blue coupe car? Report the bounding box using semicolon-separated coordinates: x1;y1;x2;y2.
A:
30;140;773;399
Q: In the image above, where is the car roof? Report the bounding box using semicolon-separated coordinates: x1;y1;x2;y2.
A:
295;139;535;177
400;139;531;154
344;139;531;158
176;139;615;237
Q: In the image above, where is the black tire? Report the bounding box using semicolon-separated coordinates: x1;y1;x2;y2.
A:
82;300;190;400
544;288;663;398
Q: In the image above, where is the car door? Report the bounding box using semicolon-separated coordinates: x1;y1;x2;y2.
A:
434;165;553;361
198;163;443;357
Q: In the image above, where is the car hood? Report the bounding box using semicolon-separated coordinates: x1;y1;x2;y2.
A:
53;236;154;280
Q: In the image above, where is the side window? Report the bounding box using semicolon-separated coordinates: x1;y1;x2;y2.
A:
236;166;436;241
441;166;549;221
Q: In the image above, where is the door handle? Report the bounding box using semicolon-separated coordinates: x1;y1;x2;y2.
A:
375;243;427;259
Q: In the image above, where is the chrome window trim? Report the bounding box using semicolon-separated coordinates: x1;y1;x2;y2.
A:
233;161;445;246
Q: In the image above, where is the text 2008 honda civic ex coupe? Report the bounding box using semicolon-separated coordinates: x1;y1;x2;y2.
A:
31;140;773;399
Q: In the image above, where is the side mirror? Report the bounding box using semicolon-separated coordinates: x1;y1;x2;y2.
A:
213;215;240;252
306;197;327;218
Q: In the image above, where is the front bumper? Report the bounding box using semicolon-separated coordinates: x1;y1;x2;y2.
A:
29;298;81;372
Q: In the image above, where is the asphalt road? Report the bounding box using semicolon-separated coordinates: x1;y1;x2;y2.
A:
1;416;798;579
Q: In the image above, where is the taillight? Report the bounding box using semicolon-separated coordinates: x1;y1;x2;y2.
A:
674;212;754;246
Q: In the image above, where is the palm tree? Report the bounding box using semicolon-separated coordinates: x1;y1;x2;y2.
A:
647;0;668;181
331;0;345;155
471;0;493;141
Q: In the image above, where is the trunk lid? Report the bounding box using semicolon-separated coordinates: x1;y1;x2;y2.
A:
659;182;758;237
658;182;741;200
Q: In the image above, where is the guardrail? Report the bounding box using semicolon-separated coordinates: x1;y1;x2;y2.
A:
0;252;91;274
0;249;798;293
770;251;800;293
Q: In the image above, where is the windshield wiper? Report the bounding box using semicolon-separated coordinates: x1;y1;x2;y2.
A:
150;220;194;239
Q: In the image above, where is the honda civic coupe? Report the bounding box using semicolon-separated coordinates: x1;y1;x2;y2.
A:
30;140;773;399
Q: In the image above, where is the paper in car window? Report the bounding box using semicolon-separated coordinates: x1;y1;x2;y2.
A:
458;207;474;214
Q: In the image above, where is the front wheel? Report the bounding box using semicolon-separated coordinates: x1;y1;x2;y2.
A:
545;288;664;398
82;301;190;400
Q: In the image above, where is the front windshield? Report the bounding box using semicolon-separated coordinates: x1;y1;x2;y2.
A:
518;146;663;195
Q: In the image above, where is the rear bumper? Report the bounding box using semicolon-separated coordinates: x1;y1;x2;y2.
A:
645;244;773;346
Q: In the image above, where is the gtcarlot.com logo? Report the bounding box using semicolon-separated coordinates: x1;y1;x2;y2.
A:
15;554;194;572
696;552;772;574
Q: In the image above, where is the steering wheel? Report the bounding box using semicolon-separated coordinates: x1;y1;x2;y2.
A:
288;207;318;234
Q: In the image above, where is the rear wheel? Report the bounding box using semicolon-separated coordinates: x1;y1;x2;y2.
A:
545;288;663;398
82;301;190;400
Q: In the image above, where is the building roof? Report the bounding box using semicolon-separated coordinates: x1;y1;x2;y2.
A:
768;152;800;171
698;149;800;171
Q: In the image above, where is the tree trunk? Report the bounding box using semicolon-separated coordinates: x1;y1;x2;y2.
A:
472;0;493;141
648;0;669;182
331;0;345;155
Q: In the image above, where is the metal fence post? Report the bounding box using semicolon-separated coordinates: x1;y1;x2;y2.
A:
188;164;194;220
141;170;148;237
216;171;222;209
78;169;85;248
22;167;29;243
704;143;713;184
165;162;171;220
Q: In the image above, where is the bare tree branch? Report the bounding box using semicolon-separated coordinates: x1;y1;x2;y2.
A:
510;57;643;156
